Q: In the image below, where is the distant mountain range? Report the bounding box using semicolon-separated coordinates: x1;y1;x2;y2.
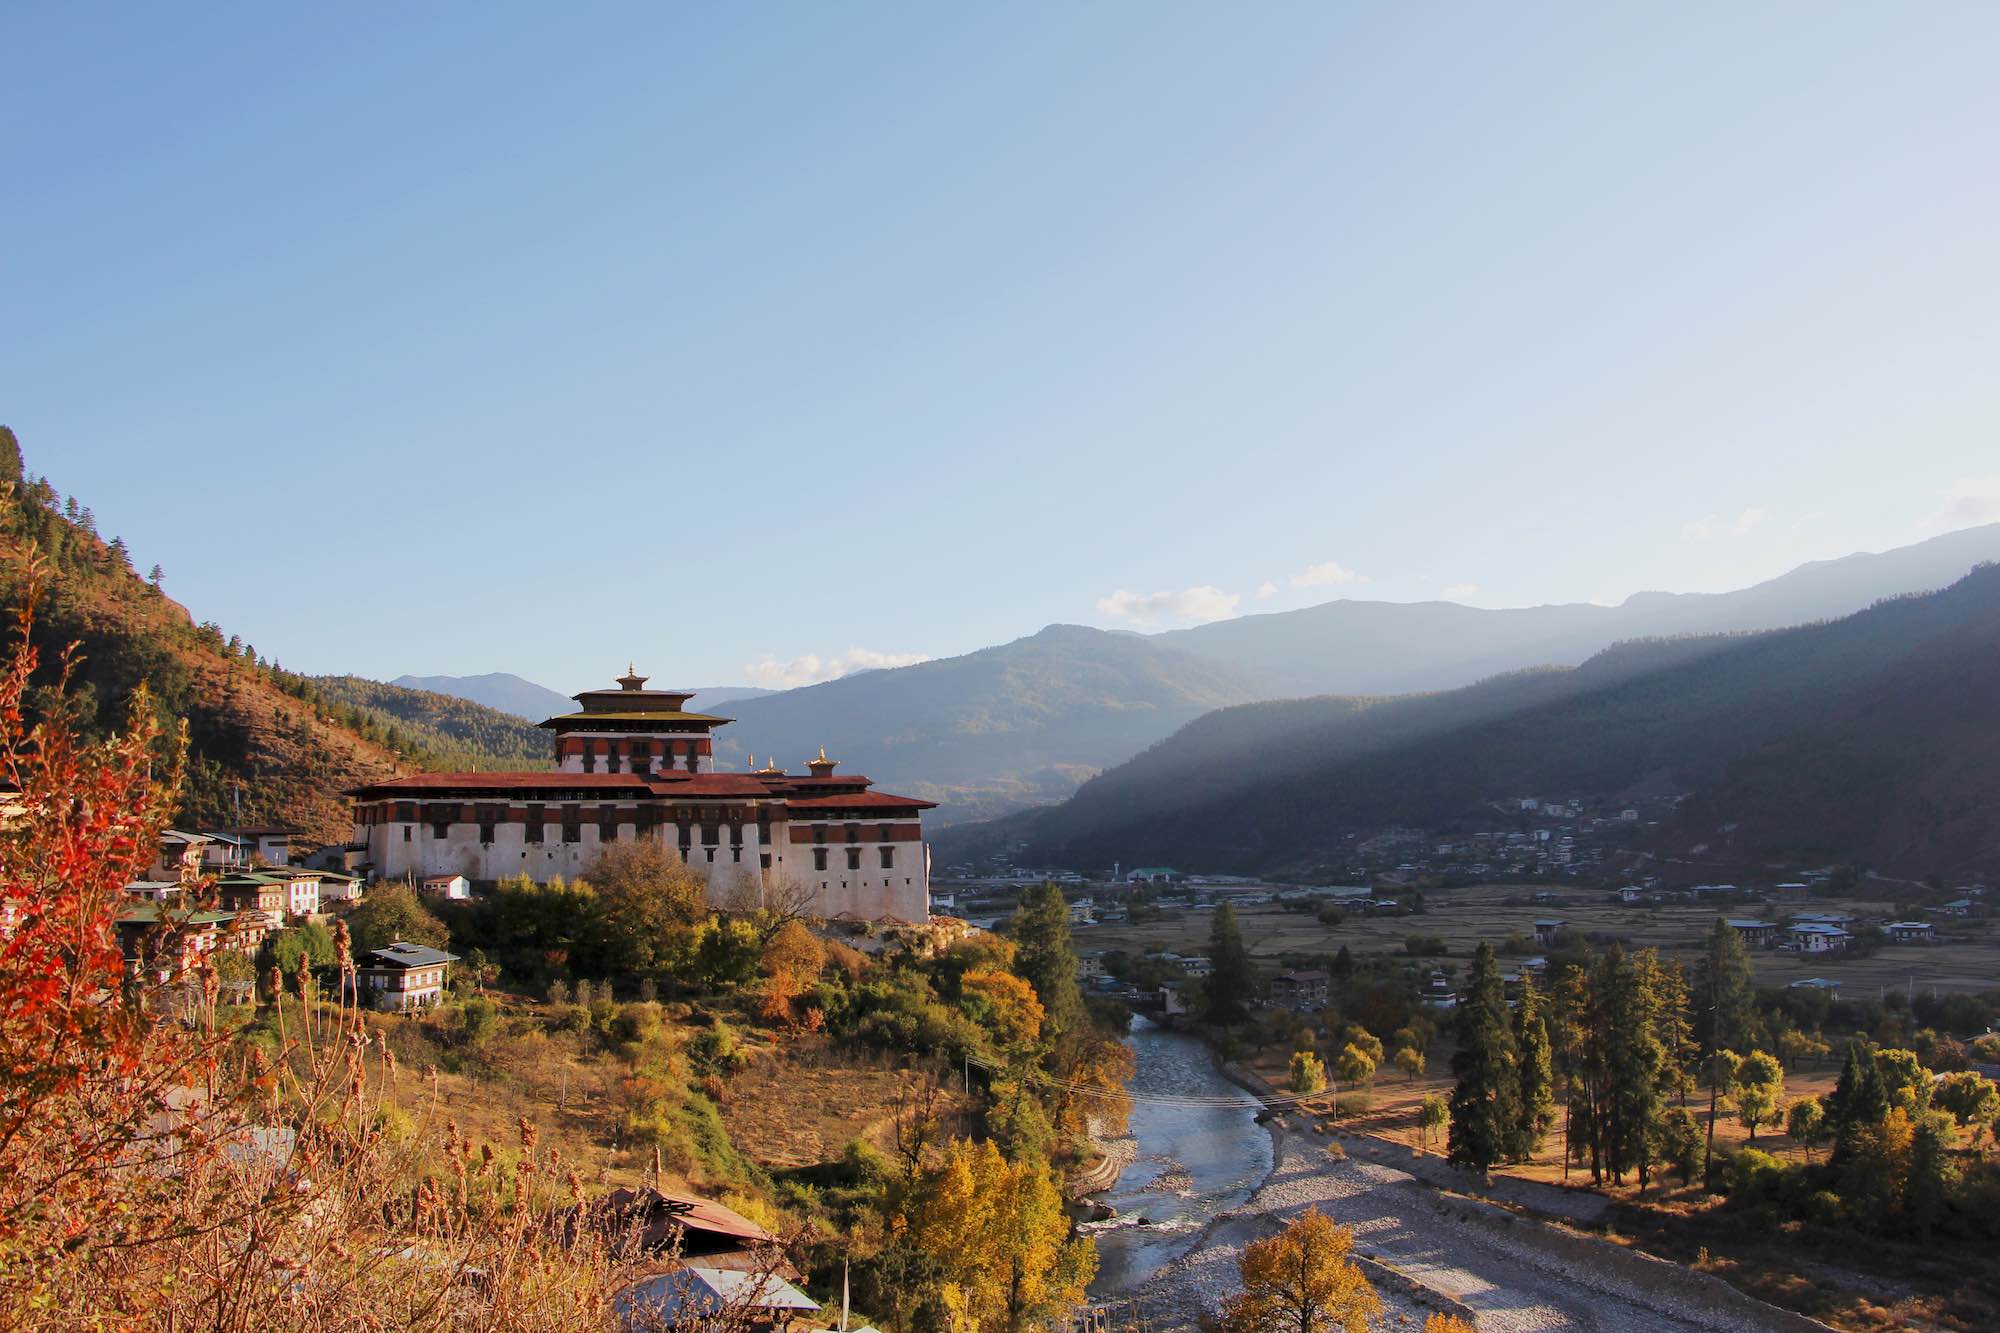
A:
940;564;2000;879
392;672;775;720
1152;522;2000;695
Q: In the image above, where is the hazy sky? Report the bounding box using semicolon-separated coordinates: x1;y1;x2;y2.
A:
7;5;1999;692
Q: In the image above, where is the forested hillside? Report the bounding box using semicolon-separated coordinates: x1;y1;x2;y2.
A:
314;675;548;769
966;567;2000;878
0;426;524;844
717;623;1273;824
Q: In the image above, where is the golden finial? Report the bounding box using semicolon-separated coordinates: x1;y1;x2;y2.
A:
816;744;828;762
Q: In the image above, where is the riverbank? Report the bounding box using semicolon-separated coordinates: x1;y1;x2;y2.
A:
1108;1060;1834;1333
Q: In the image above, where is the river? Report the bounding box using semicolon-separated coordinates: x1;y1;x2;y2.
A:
1083;1016;1271;1296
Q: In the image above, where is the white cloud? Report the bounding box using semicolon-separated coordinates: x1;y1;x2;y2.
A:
1288;560;1365;589
1730;506;1771;537
742;646;930;690
1254;581;1279;600
1441;582;1480;601
1682;506;1769;543
1921;475;2000;531
1096;585;1242;624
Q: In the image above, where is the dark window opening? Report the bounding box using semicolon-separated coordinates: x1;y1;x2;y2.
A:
878;823;894;842
403;826;412;842
812;825;827;845
525;806;544;844
813;848;829;872
845;847;862;871
879;846;894;869
731;846;742;863
760;853;772;870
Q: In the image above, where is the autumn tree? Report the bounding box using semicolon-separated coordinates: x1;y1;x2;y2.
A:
1290;1050;1328;1096
1220;1207;1381;1333
1418;1094;1448;1155
584;840;707;973
1734;1050;1785;1142
758;918;826;1025
1786;1096;1827;1162
963;967;1047;1054
344;879;449;954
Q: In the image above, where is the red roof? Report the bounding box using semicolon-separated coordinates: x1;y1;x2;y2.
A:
348;772;654;797
784;792;936;811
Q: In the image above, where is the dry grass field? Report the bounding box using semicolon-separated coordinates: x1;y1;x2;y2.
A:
1076;882;1999;997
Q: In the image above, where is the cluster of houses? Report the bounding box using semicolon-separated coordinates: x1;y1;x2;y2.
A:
116;827;460;1012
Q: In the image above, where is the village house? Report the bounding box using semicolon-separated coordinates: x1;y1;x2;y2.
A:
199;826;296;866
1727;918;1778;950
1789;977;1841;994
349;670;935;924
116;903;267;981
357;941;459;1011
1617;886;1644;904
1532;919;1565;947
1269;969;1329;1012
316;871;365;904
217;872;287;927
1885;920;1935;944
421;873;473;901
1790;922;1852;953
152;830;211;881
614;1266;819;1331
1773;881;1812;901
1934;897;1981;918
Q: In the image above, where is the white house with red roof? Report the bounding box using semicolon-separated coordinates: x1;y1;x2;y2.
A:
348;669;934;923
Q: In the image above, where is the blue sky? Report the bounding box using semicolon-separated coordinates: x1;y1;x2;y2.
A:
7;4;1999;692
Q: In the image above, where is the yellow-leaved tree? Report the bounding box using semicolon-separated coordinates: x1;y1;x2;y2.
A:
1220;1207;1381;1333
962;967;1046;1053
897;1137;1095;1331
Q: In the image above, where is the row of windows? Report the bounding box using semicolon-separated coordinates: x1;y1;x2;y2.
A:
811;847;897;871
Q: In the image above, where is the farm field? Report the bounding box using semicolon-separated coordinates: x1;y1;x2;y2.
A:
1071;882;1998;996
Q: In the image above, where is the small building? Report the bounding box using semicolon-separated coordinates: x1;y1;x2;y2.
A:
1076;951;1108;979
568;1187;780;1271
116;904;267;980
201;826;297;867
217;873;287;927
1790;923;1851;954
125;879;185;903
1727;918;1777;950
317;871;365;904
1935;898;1981;918
1617;887;1644;904
1885;920;1935;944
1269;969;1329;1012
1125;866;1182;884
1773;882;1812;901
1067;897;1096;926
1420;968;1458;1010
152;830;212;880
1177;954;1214;977
357;941;459;1010
1789;977;1841;993
614;1265;819;1331
421;874;472;901
1532;919;1566;947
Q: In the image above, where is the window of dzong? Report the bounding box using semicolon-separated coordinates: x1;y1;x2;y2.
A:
760;853;772;870
562;814;581;844
845;823;861;843
812;825;827;845
700;823;720;846
525;806;544;844
879;846;894;869
599;811;618;842
878;823;894;842
731;846;742;862
813;848;829;872
845;847;862;871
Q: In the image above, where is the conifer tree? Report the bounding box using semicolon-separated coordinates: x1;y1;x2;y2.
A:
1512;973;1555;1160
1695;918;1753;1186
1598;946;1668;1187
1203;901;1254;1025
1827;1042;1888;1160
1447;942;1518;1174
1009;882;1084;1043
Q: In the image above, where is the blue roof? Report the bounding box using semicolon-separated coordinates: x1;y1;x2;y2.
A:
615;1266;818;1325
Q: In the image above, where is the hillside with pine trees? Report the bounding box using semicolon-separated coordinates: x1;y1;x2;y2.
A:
0;426;539;845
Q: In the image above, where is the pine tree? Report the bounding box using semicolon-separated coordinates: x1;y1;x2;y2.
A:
1204;902;1254;1025
1512;973;1555;1160
1447;942;1519;1174
1598;946;1667;1187
1695;918;1753;1187
1009;883;1084;1043
1827;1041;1888;1160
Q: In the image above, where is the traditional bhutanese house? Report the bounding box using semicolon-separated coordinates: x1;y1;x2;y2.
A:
116;904;267;980
570;1188;781;1273
613;1265;819;1331
1269;969;1330;1011
356;941;458;1010
1885;920;1935;944
1790;923;1851;953
1726;918;1778;950
348;670;935;924
153;830;212;880
217;872;287;927
199;826;297;867
1532;919;1565;947
316;871;364;903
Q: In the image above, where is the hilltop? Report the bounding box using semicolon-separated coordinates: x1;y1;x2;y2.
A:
951;564;2000;878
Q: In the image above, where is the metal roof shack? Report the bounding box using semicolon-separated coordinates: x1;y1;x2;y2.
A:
361;942;459;970
614;1266;818;1330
